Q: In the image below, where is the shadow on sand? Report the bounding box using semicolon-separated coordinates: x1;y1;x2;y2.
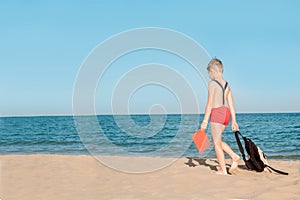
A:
184;157;219;171
184;157;248;173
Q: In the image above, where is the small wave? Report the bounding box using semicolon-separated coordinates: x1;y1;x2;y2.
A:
275;148;300;153
267;154;300;160
0;140;82;146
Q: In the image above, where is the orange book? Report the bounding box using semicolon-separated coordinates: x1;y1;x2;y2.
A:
192;129;211;154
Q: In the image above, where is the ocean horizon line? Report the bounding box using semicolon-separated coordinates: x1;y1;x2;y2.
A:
1;111;300;118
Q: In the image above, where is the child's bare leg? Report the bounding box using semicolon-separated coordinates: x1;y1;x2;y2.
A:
210;122;227;175
221;142;240;170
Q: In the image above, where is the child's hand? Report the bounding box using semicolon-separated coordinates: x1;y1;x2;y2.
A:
200;120;208;130
231;121;239;131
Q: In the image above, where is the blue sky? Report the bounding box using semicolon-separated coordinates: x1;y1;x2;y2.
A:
1;0;300;116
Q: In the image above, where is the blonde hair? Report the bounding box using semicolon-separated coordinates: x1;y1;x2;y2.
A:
207;58;224;73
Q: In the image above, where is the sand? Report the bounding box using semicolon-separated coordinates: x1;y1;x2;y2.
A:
0;155;299;200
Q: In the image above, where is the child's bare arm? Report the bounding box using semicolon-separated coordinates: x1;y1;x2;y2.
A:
201;82;214;129
227;87;239;130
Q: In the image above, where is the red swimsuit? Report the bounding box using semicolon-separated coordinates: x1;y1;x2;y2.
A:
210;80;231;126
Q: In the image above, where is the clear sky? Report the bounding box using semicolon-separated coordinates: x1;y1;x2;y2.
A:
1;0;300;116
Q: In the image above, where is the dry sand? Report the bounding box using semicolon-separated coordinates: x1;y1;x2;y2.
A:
1;155;299;200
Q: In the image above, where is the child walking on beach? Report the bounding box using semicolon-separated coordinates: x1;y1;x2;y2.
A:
201;58;240;175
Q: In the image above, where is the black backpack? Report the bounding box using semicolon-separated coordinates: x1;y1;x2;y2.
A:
235;131;288;175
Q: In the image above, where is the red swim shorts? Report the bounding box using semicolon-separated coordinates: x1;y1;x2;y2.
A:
210;106;231;126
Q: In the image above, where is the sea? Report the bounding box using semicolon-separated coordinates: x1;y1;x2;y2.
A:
0;113;299;160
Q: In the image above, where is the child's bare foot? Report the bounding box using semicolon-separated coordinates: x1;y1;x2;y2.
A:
213;166;228;175
229;155;240;171
213;169;228;175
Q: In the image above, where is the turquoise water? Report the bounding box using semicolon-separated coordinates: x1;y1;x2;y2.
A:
0;113;299;160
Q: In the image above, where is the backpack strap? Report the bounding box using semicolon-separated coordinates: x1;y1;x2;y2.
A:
265;165;289;175
214;80;228;105
235;131;247;162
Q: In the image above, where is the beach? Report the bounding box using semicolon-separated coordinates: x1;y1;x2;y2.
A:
1;155;299;200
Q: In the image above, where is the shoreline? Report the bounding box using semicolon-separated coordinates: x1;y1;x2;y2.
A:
1;154;299;199
0;153;299;161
